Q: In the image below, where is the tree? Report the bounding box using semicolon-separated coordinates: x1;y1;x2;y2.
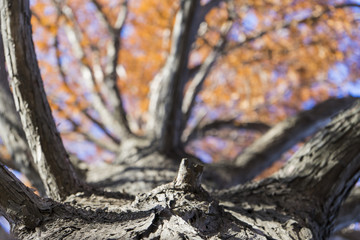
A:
0;0;359;239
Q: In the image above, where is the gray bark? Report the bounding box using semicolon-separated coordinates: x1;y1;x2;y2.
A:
0;1;359;239
0;164;47;230
5;100;360;239
0;0;81;200
0;29;45;195
146;0;202;152
1;102;359;239
216;100;360;239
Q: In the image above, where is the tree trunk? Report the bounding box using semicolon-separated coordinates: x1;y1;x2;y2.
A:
0;28;45;195
1;101;359;239
0;0;82;200
0;0;359;239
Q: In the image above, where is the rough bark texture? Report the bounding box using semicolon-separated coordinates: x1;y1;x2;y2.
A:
147;0;202;152
0;0;81;200
0;164;47;230
0;101;358;239
1;96;354;239
0;0;359;239
0;29;45;195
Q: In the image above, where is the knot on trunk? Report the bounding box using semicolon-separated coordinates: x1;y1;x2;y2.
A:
175;158;203;190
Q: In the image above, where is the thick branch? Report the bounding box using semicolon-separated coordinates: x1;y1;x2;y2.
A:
274;100;360;237
217;101;360;239
0;30;45;195
146;0;202;152
0;0;81;200
0;164;46;230
175;158;204;190
233;97;357;184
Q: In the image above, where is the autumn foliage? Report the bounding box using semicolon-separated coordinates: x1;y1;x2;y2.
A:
24;0;360;164
1;0;360;238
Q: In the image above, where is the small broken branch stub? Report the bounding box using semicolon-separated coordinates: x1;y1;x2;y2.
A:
175;158;203;190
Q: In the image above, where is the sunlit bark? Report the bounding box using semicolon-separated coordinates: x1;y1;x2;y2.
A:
0;0;81;200
146;0;202;152
0;30;45;195
0;0;359;239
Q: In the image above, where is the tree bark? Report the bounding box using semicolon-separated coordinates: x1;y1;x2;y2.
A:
0;0;81;200
3;101;357;239
146;0;202;152
0;1;359;239
0;29;45;195
0;164;47;230
216;100;360;239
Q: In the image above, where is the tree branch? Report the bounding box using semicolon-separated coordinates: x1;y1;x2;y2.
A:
146;0;202;152
53;33;121;145
273;100;360;237
0;0;81;200
0;30;45;195
90;0;114;33
91;0;132;137
217;101;360;239
226;2;360;53
233;97;357;184
56;105;120;153
181;16;233;130
0;164;47;230
184;119;270;143
54;2;132;138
